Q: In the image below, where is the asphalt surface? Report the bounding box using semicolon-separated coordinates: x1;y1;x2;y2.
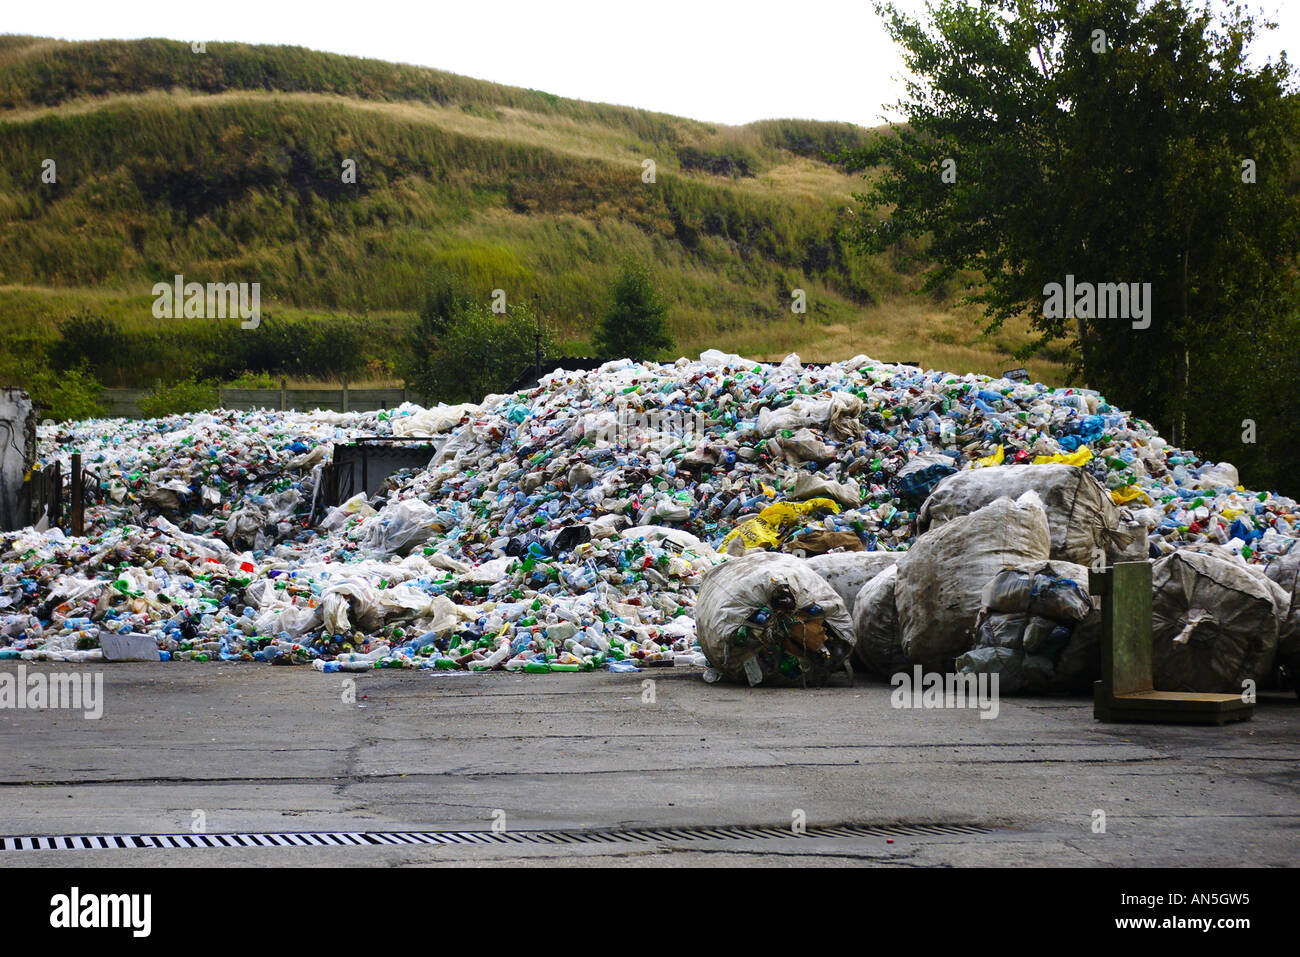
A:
0;662;1296;866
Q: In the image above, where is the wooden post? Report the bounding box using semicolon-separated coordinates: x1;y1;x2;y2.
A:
341;377;349;414
50;459;61;530
1091;561;1253;725
280;378;288;411
70;453;83;537
218;386;226;409
1092;562;1153;701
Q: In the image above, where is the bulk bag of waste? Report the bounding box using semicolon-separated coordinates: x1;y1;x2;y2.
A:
695;552;855;686
960;560;1100;693
953;647;1056;694
917;464;1120;565
803;551;901;616
852;565;906;679
1215;548;1291;681
1264;545;1300;662
896;491;1051;674
1151;549;1280;693
891;453;958;506
1110;507;1152;563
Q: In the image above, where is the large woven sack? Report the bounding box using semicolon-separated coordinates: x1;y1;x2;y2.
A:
973;559;1101;693
896;492;1051;674
696;552;855;687
804;551;901;616
917;464;1120;565
852;565;906;679
1264;545;1300;662
1151;549;1280;693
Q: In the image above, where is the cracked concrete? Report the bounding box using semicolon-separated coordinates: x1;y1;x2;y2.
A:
0;662;1296;866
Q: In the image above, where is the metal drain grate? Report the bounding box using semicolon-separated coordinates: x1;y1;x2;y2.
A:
0;821;988;852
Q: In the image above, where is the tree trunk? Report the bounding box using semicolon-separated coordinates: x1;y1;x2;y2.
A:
1174;227;1191;447
1075;315;1088;388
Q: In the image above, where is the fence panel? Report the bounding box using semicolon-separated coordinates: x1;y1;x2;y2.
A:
98;387;407;418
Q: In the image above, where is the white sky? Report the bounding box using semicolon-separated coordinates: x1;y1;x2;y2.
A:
6;0;1297;127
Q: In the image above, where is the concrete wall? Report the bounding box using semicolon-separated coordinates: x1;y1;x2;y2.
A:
0;388;36;531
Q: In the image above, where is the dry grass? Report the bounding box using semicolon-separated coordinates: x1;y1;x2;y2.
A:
676;296;1067;386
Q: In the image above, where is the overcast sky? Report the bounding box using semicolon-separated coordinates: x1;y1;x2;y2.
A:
6;0;1297;127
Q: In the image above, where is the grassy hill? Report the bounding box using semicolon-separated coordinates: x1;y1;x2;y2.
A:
0;35;1067;395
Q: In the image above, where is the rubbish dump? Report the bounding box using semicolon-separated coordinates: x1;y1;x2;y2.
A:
3;350;1299;686
27;407;410;545
695;552;855;686
956;560;1099;693
1150;548;1280;693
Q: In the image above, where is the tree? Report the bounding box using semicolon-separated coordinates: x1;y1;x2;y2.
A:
595;263;673;360
407;284;554;404
405;268;475;402
849;0;1300;490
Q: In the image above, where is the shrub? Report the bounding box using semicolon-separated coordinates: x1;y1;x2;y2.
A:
225;371;278;389
195;316;367;381
49;312;134;385
411;300;554;403
137;377;219;418
0;361;104;422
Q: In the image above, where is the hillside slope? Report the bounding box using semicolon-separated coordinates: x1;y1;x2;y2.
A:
0;35;1065;387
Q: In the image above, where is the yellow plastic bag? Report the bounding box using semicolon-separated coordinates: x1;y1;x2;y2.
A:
721;498;841;553
973;445;1005;468
1109;485;1149;505
1032;447;1093;468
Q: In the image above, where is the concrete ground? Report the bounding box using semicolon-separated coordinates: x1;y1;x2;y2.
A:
0;662;1296;866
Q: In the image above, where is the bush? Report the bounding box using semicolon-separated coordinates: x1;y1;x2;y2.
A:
412;300;554;403
225;371;278;389
404;269;475;401
0;361;104;422
35;367;104;422
677;145;756;178
137;377;219;418
49;312;134;386
195;316;368;381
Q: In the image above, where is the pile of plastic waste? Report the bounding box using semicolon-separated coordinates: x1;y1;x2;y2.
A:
3;349;1299;677
31;408;402;545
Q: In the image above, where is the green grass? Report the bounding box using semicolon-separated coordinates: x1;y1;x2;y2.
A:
0;35;1067;391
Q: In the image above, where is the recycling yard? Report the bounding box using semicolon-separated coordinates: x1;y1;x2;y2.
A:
2;351;1298;866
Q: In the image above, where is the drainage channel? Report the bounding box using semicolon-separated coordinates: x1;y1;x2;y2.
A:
0;822;990;852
